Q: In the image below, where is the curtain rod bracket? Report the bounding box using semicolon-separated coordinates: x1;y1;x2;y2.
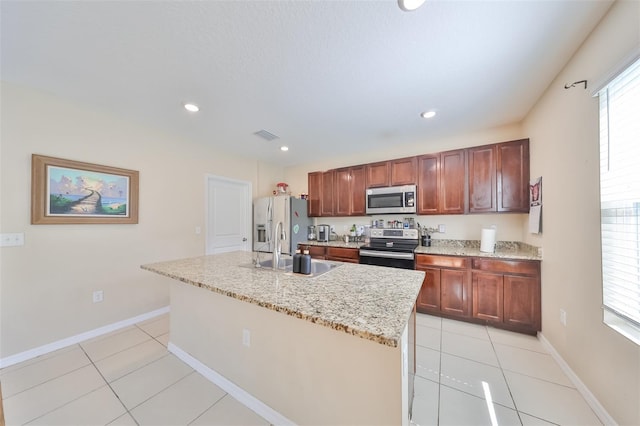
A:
564;80;588;90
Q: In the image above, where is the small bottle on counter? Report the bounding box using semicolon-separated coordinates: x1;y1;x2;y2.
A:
293;249;302;273
301;250;312;275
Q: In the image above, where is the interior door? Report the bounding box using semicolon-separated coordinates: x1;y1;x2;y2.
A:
206;175;252;254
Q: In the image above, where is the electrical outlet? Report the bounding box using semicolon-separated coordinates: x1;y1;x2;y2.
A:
195;226;201;235
537;247;543;257
330;225;335;233
242;328;251;347
438;224;446;233
560;309;567;326
93;290;104;303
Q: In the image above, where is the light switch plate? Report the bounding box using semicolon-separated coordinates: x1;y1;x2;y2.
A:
1;233;25;247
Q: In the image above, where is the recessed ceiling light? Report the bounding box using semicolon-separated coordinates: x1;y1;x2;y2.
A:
398;0;426;12
280;146;289;152
421;111;436;119
183;103;200;112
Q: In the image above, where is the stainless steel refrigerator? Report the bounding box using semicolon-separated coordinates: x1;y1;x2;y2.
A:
253;196;311;254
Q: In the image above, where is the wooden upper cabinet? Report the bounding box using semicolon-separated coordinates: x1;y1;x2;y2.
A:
334;166;366;216
439;149;466;214
468;145;496;213
418;150;465;215
390;157;417;186
468;139;530;214
334;168;351;216
417;154;438;214
365;161;390;188
307;172;322;217
320;170;335;216
350;165;366;215
497;139;530;212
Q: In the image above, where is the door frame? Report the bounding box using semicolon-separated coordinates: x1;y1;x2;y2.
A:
205;174;253;255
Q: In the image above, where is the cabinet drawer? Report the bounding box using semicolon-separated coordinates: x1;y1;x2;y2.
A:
326;247;359;260
416;255;469;269
472;258;540;276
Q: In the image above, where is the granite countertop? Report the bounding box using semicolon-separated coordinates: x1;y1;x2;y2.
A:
302;239;541;261
141;251;424;348
415;240;542;261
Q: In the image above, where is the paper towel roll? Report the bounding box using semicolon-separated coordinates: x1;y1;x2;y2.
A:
480;228;496;253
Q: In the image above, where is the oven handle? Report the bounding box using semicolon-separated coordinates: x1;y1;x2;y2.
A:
359;249;415;260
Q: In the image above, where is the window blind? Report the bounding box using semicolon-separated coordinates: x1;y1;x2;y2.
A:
599;56;640;340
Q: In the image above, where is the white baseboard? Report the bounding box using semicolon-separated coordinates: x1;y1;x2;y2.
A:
0;306;170;369
538;332;618;426
168;342;294;426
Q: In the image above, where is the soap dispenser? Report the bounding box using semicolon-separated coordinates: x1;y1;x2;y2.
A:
301;250;312;275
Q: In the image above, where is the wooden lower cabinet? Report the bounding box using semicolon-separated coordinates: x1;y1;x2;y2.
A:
297;245;360;263
416;255;471;317
504;274;540;330
326;246;359;263
298;245;327;260
472;272;504;322
417;254;541;334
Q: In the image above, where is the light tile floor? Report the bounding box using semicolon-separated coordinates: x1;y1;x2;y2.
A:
0;314;268;426
0;313;603;425
412;314;603;426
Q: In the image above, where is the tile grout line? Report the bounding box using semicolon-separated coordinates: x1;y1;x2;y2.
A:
0;346;93;400
13;347;108;425
77;344;140;426
480;325;527;425
186;392;229;425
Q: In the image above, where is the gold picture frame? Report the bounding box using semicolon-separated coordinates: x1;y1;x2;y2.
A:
31;154;139;224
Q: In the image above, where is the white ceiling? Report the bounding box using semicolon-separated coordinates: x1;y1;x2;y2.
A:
1;0;613;167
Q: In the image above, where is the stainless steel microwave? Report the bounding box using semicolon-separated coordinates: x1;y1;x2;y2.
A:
366;185;417;215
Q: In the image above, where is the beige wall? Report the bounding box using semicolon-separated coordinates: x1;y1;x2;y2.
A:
170;280;406;425
284;124;528;241
523;1;640;424
0;82;281;358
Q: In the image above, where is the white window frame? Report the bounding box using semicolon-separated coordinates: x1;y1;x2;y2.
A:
597;53;640;346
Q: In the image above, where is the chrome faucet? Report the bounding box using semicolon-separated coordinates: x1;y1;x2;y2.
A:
272;221;285;270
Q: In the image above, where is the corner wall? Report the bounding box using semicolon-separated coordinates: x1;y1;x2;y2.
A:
522;1;640;423
0;82;282;358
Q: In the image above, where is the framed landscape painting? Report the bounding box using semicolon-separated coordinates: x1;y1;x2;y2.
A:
31;154;139;224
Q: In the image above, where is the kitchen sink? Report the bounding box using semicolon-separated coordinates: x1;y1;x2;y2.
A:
244;256;341;277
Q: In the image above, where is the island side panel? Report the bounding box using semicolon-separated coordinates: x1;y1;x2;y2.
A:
169;281;408;426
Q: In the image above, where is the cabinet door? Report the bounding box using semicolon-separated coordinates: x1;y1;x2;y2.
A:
441;269;470;317
468;145;496;213
417;154;439;214
390;157;417;186
472;272;503;322
440;149;466;214
334;168;351;216
366;161;390;188
320;171;335;216
416;266;441;312
350;165;366;215
504;274;540;330
497;139;530;212
307;172;322;217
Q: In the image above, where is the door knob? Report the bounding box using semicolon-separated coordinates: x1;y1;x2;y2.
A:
242;237;247;242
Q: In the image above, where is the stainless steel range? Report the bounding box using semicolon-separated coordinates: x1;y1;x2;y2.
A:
358;228;419;270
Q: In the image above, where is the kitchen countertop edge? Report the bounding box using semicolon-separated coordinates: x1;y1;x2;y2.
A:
141;252;424;348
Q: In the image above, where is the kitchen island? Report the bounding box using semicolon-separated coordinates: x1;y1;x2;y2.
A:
141;251;424;425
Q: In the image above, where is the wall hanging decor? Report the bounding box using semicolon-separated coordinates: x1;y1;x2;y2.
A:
31;154;139;224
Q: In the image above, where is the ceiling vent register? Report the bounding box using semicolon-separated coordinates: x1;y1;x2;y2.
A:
253;130;279;141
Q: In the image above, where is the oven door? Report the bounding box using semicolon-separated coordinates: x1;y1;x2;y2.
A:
359;249;415;270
